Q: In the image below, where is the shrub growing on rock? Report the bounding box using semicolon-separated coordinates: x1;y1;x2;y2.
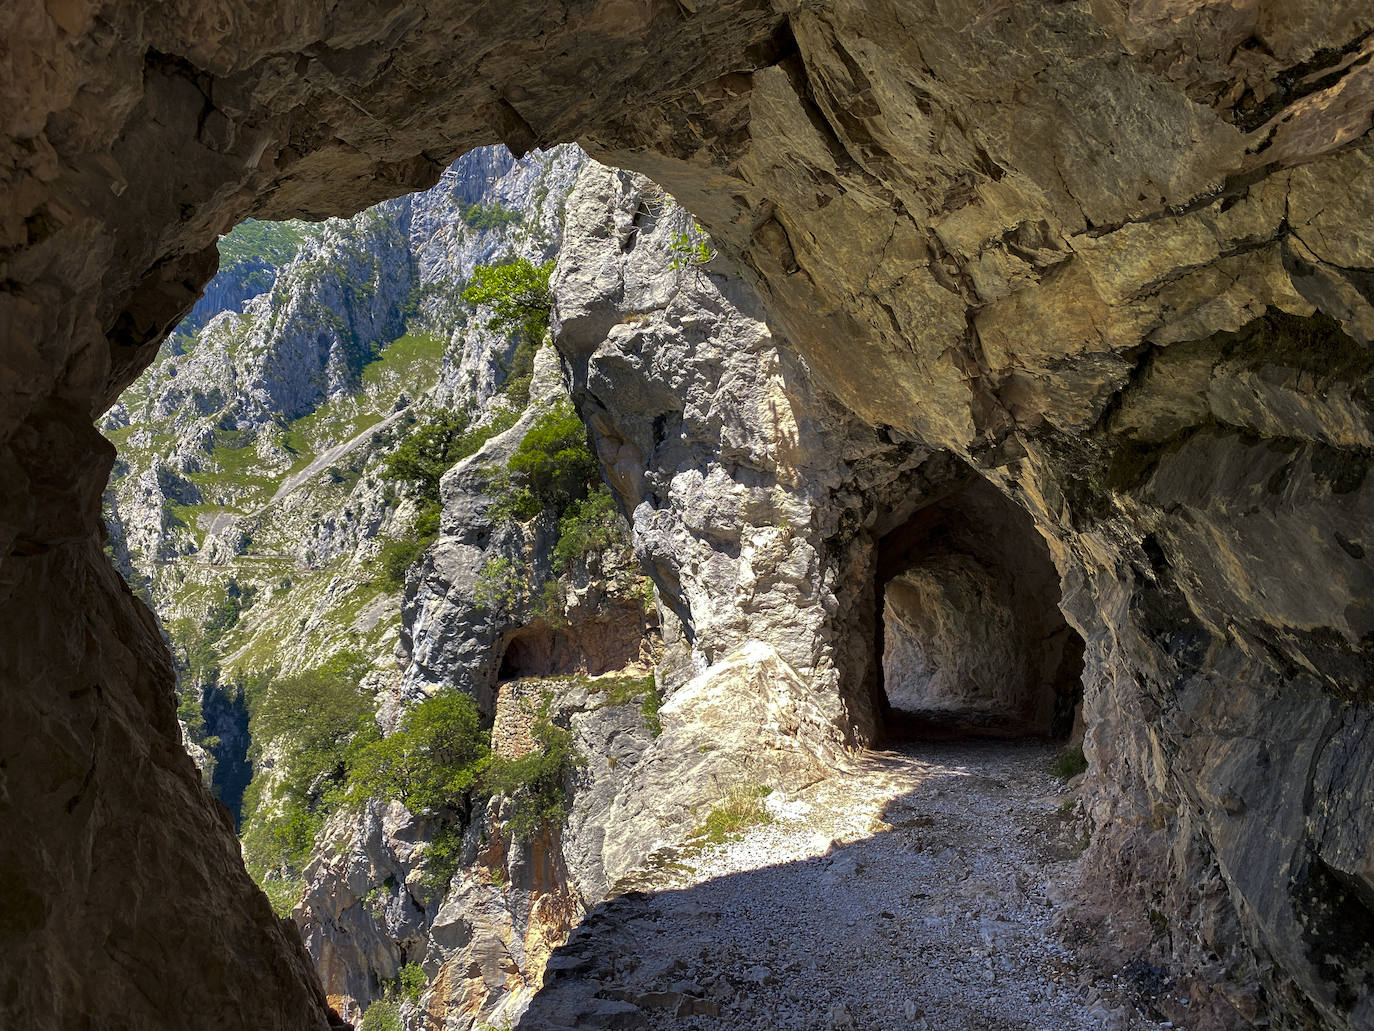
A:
461;256;551;404
358;999;403;1031
398;962;428;1003
376;407;522;587
551;485;624;573
238;653;375;911
496;398;600;521
473;555;528;612
383;411;475;505
484;698;584;840
345;691;490;813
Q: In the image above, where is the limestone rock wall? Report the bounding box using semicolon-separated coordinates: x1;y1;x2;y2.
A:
552;163;946;740
883;560;1024;717
398;346;657;716
4;3;1374;1030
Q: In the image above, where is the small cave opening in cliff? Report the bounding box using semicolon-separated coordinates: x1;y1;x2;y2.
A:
496;616;647;681
873;475;1084;742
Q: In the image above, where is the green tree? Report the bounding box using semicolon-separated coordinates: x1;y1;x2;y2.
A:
383;410;474;504
346;691;490;813
504;398;600;516
461;258;554;343
358;999;403;1031
248;663;373;808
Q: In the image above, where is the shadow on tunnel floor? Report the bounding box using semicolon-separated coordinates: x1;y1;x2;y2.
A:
514;742;1140;1031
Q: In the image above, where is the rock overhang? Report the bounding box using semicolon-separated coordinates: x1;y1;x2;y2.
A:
4;2;1374;1028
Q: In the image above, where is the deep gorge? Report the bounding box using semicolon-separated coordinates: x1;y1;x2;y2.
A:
3;2;1374;1029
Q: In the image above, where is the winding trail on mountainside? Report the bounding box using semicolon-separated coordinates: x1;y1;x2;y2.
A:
194;406;412;547
523;742;1185;1031
267;407;411;508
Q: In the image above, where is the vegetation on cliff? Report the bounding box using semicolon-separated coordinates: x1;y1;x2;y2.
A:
485;695;584;841
463;256;553;407
493;397;601;522
346;692;489;812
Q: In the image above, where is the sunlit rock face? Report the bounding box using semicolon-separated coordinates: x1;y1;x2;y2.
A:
3;2;1374;1029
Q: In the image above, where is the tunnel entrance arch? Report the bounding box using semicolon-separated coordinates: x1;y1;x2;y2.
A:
871;472;1084;741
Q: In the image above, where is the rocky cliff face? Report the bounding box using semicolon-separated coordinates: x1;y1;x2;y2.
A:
99;146;582;824
90;144;603;1026
4;4;1374;1031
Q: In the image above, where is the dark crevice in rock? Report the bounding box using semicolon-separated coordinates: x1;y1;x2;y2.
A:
1232;30;1374;133
201;683;252;829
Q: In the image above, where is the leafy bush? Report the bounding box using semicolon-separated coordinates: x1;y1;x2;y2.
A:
421;823;467;892
484;700;584;841
241;799;321;886
358;999;403;1031
498;334;537;407
260;876;306;919
462;202;522;231
376;535;429;591
376;407;521;587
383;411;475;505
668;220;716;270
462;258;554;343
177;688;207;740
398;962;428;1003
473;556;527;612
248;664;372;806
500;399;599;519
551;485;624;573
531;579;567;627
346;691;489;813
383;408;522;505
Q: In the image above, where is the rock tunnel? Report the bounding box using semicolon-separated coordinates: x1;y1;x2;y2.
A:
874;474;1084;740
4;3;1374;1030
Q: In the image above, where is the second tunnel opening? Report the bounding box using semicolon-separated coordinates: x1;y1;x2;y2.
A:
874;474;1085;743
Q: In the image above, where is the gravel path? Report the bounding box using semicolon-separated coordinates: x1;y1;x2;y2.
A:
522;741;1181;1031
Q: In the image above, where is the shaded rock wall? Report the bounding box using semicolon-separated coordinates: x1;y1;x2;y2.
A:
4;3;1374;1029
883;561;1026;720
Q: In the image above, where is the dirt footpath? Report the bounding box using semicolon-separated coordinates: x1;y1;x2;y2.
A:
520;740;1190;1031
